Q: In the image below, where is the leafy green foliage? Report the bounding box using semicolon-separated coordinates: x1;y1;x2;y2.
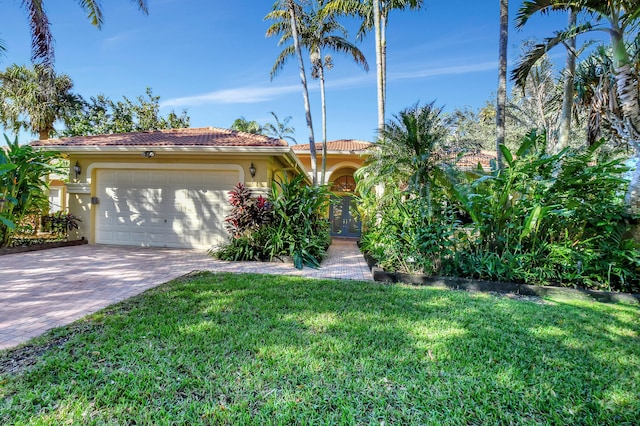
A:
212;175;331;269
262;111;296;144
360;124;640;291
230;116;263;134
269;174;331;268
0;64;79;139
0;134;62;246
42;211;81;238
61;87;190;137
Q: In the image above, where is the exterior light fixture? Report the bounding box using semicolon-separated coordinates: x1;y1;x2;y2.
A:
73;161;82;179
249;162;256;178
142;151;155;158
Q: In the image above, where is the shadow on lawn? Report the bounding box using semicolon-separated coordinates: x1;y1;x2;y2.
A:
1;271;639;424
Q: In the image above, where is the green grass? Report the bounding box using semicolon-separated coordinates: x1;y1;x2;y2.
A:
1;272;639;425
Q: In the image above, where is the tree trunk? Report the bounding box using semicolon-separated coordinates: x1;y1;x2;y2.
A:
373;0;384;135
614;62;640;136
496;0;508;170
381;10;387;129
626;156;640;214
319;54;328;185
38;129;50;140
288;0;317;185
610;32;640;216
557;9;576;152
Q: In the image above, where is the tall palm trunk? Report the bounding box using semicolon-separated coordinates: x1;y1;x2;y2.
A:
380;9;387;127
557;9;576;152
373;0;385;134
610;34;640;214
288;0;317;185
496;0;508;170
317;48;329;185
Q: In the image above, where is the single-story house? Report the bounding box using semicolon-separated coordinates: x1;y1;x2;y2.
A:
31;128;371;248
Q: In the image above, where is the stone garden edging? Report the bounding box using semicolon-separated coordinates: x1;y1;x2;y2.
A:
0;238;88;256
364;253;640;304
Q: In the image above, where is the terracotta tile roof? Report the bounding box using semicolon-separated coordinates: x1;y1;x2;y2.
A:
439;150;496;170
292;139;372;152
30;127;288;148
456;150;496;170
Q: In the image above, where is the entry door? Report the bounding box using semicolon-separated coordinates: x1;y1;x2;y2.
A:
329;196;361;237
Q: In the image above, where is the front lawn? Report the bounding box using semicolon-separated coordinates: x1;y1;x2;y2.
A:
1;272;639;424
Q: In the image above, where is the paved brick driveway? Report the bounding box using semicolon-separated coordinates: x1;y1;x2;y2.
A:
0;240;371;350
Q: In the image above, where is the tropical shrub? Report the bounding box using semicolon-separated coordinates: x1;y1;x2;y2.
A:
224;182;273;237
212;174;331;269
0;134;62;247
41;211;82;239
359;121;640;292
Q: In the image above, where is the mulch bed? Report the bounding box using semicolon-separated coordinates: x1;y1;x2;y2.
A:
0;238;87;256
364;253;640;304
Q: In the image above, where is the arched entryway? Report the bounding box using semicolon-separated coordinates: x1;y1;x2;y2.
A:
328;170;362;238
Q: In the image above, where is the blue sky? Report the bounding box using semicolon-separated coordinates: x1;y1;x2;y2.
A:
0;0;571;144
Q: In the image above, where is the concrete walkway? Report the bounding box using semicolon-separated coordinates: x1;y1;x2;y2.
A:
0;239;372;350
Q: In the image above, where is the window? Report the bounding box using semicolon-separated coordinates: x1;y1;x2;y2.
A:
49;188;62;213
331;175;356;192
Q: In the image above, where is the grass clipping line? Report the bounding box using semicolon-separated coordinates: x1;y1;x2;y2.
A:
1;271;639;424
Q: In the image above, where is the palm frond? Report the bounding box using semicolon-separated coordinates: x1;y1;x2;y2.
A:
512;22;593;88
516;0;565;29
22;0;53;65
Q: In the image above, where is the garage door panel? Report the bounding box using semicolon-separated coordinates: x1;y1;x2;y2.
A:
96;169;237;249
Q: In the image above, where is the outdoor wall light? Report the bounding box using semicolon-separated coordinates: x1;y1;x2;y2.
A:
142;151;156;158
73;161;81;179
249;162;256;178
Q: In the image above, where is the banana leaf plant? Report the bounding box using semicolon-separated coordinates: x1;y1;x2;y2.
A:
0;134;62;246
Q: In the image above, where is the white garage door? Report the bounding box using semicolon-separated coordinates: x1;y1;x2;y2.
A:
95;168;238;249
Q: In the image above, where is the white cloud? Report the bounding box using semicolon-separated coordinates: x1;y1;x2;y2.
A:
102;33;132;48
159;61;494;109
389;61;498;81
160;84;302;107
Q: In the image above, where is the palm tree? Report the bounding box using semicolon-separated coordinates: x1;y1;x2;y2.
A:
230;117;263;134
267;0;369;183
263;112;297;144
496;0;508;170
508;51;562;146
557;9;577;151
266;0;318;186
0;64;79;139
574;45;619;146
20;0;149;66
357;102;449;217
325;0;423;134
513;0;640;214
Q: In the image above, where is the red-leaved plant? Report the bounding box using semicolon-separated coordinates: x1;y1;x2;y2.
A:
224;183;273;238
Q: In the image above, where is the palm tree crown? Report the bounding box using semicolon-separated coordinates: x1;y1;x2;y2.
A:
21;0;149;66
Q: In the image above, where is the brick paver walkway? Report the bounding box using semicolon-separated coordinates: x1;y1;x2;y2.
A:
0;239;371;350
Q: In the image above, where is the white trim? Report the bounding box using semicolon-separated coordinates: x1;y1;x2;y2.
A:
65;183;91;194
39;146;292;154
251;187;270;198
325;161;361;184
86;162;244;185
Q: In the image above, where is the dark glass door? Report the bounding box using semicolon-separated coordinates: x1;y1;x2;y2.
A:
329;196;361;237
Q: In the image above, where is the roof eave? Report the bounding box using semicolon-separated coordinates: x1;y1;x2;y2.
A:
293;150;369;155
34;145;292;154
